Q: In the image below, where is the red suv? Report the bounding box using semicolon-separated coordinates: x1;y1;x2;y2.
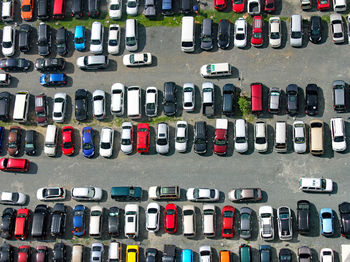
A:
0;158;29;172
232;0;245;12
62;126;75;155
251;16;263;47
215;0;227;10
222;205;235;238
15;209;29;240
317;0;330;10
164;204;177;233
35;94;48;126
137;123;150;153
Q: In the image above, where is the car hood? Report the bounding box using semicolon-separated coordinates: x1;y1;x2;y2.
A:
121;144;132;154
194;143;206;153
164;103;176;115
156;143;169;154
38;45;49;55
235;141;248;152
294;142;306;153
175;141;186;152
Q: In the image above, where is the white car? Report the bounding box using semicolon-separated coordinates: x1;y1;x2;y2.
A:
254;121;267;152
330;117;346;152
234;119;248;153
120;122;133;154
330;14;344;44
93;90;106;120
36;187;66;201
293;120;307;153
123;53;152;66
202;205;215;238
90;22;104;54
90;243;104;262
183;205;196;237
109;0;122;20
146;202;160;232
259;205;274;240
0;191;26;205
2;26;15;57
199;246;212;262
100;127;114;158
156;122;169;154
53;92;67;123
320;248;334;262
71;187;103;201
234;18;247;48
124;204;139;238
277;206;292;240
126;0;138;15
108;24;120;55
111;83;124;116
175;121;188;152
299;177;333;193
89;206;103;237
269;17;281;48
186;188;219;202
348;15;350;43
183;83;195;112
145;87;158;117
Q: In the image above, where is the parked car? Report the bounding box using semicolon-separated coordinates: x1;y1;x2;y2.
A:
148;186;180;200
145;87;158;117
35;58;65;72
320;249;334;262
40;73;67;87
19;24;31;53
277;206;292;240
0;58;30;72
90;243;104;262
175;121;188;152
215;0;227;10
88;0;100;17
239;207;252;239
222;205;235;238
21;0;34;20
299;177;333;192
146;202;160;232
56;27;67;56
100;127;114;158
50;203;66;236
0;92;10;121
339;202;350;238
53;243;66;262
0;158;29;172
126;0;138;15
37;187;65;201
251;16;263;47
199;246;212;262
286;84;299;114
330;14;344;44
75;89;88;122
35;246;47;262
333;80;346;112
202;82;215;117
330;117;346;152
317;0;329;9
268;87;281;113
309;16;322;44
93;90;106;120
218;19;230;49
120;122;133;154
156;123;169;154
1;207;15;239
234;119;248;153
8;126;21;156
111;83;124;116
81;127;94;158
320;208;334;236
74;26;86;51
71;187;102;201
222;84;235;115
259;245;271;262
108;207;121;237
18;245;30;262
126;245;139;262
2;26;15;57
62;126;74;156
108;24;120;54
123;53;152;66
71;0;83;17
234;18;247;48
248;0;260;14
293;121;307;153
144;0;156;17
269;17;281;48
72;205;86;236
109;0;122;19
296;200;310;235
163;82;177;116
233;0;244;11
0;191;26;205
305;84;318;115
279;248;292;262
53;92;67;123
194;121;207;154
228;188;262;202
164;203;177;233
254;121;267;152
34;94;48;126
136;123;150;153
298;246;312;262
37;23;51;56
265;0;275;11
124;204;139;238
76;55;109;70
259;206;274;240
187;188;219;202
183;83;195;112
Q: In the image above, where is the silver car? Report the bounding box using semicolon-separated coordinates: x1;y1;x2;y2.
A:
239;207;252;239
92;90;106;120
277;206;292;240
90;243;104;262
0;191;26;205
156;122;169;154
293;120;307;153
183;83;195;112
120;122;133;154
330;14;344;44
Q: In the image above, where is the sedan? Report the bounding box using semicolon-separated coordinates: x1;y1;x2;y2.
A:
293;121;307;153
109;0;122;19
111;83;124;116
320;249;333;262
215;0;227;10
145;87;158;117
53;243;66;262
2;26;15;57
72;205;86;237
120;122;133;154
279;248;292;262
0;58;30;72
0;191;26;206
146;202;160;233
286;84;299;115
93;90;106;120
234;18;247;48
309;16;322;44
18;245;30;262
175;121;188;152
232;0;244;12
339;202;350;238
100;127;114;158
164;203;177;233
36;187;66;201
91;243;104;262
222;205;235;238
320;208;334;236
123;53;152;66
251;16;263;47
183;83;195;112
228;188;262;202
126;0;138;15
333;80;346;112
269;17;281;48
156;122;169;154
62;126;75;155
71;187;103;201
108;24;120;55
277;206;292;240
53;92;67;123
0;158;29;173
1;208;16;239
218;19;230;49
75;89;88;122
7;126;21;157
199;246;211;262
305;84;318;116
35;58;65;72
82;127;95;158
330;14;344;44
187;188;219;202
239;207;252;239
317;0;330;9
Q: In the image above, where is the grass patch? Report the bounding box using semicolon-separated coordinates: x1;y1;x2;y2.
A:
238;95;254;122
145;115;180;125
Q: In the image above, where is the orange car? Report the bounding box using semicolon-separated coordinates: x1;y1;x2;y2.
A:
21;0;34;20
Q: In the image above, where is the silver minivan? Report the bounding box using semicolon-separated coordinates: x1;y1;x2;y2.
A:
125;19;138;51
290;15;303;47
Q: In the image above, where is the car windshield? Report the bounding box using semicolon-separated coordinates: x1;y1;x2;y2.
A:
312;27;320;35
75;37;84;44
334;136;344;142
157;138;168;146
148;208;158;214
224;211;233;217
219;33;227;41
176;136;186;143
291;31;302;38
236;33;245;40
256;137;266;144
121;139;131;145
236;137;246;143
63;142;72;149
110;3;120;9
322;212;332;219
166;209;175;215
253;32;262;39
22;5;31;11
270;32;280;39
126;37;136;46
195;138;206;144
146;103;155;111
334;32;343;38
109;39;119;46
101;142;111;149
25;143;34;149
138;128;148;132
83;143;93;150
224;229;232;234
8;142;17;148
202;36;212;42
128;1;136;7
295;136;305;144
266;2;273;7
234;0;243;3
91;39;101;45
2;42;12;48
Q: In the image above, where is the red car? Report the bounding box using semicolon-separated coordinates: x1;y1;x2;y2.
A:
15;209;29;240
251;16;263;47
232;0;245;12
215;0;227;10
264;0;275;12
222;205;235;238
0;158;29;172
136;123;150;153
214;120;228;155
164;203;177;233
18;245;30;262
317;0;330;10
62;126;74;155
36;246;47;262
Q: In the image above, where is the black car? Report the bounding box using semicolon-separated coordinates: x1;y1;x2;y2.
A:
193;121;207;154
35;58;65;72
53;243;66;262
218;19;230;49
18;24;31;53
0;58;30;72
75;89;88;121
181;0;192;14
339;202;350;238
305;84;318;116
56;27;68;56
31;205;48;238
286;84;299;115
71;0;83;17
51;203;66;237
163;82;177;116
37;0;49;20
146;248;158;262
309;16;322;44
37;22;51;56
0;208;15;239
222;83;235;116
297;200;310;235
88;0;100;17
0;243;13;262
24;130;36;156
0;92;10;122
279;248;292;262
108;206;120;237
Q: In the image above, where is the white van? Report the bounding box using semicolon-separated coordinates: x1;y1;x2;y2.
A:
125;19;138;51
13;91;29;123
183;205;196;238
108;241;121;262
330;117;346;152
44;125;58;157
125;204;139;238
90;22;104;54
275;121;287;152
299;177;333;192
72;244;84;262
181;16;195;52
200;63;231;78
2;0;14;22
234;119;248;153
290;15;303;47
89;206;103;238
127;86;141;119
333;0;346;12
202;204;215;238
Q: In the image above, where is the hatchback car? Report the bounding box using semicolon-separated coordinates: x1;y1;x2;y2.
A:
111;83;124;116
333;80;346;112
108;24;121;55
146;202;160;232
35;94;48;126
93;90;106;120
259;245;271;262
183;83;195;112
21;0;34;20
126;245;139;262
76;55;109;70
126;0;138;15
251;16;263;47
100;127;114;158
330;14;344;44
187;188;219;202
71;187;102;201
36;246;47;262
298;246;312;262
222;205;235;238
309;16;322;44
339;202;350;238
156;122;169;154
82;127;94;158
199;246;211;262
277;206;292;240
305;84;318;115
90;243;103;262
286;84;299;115
164;203;177;233
53;92;67;123
234;18;247;48
8;126;21;156
0;58;30;72
279;248;292;262
293;120;307;153
232;0;244;11
0;191;26;205
62;126;74;155
18;245;30;262
109;0;122;19
74;26;86;51
320;208;334;236
0;158;29;172
142;88;157;118
137;123;150;153
239;207;252;239
218;19;230;49
234;119;248;153
175;121;188;152
317;0;330;9
75;89;88;122
163;82;177;116
268;87;280;113
2;26;15;57
35;58;65;72
37;187;65;201
40;73;67;87
228;188;262;202
269;17;281;48
320;249;334;262
215;0;227;10
120;122;133;154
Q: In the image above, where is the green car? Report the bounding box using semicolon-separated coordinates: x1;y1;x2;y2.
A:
239;244;251;262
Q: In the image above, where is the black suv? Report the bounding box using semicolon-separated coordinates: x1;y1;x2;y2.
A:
108;206;120;237
24;130;36;156
31;205;48;238
50;203;66;237
35;58;65;72
222;84;235;116
37;0;49;20
163;82;177;116
88;0;100;17
193;121;207;154
0;58;30;72
0;92;10;121
75;89;88;121
18;24;31;53
56;27;68;56
309;16;322;44
37;22;51;56
305;84;318;116
71;0;83;17
297;200;310;235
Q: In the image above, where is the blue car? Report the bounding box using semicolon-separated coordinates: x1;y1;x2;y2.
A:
82;127;94;158
259;245;271;262
40;73;67;87
73;205;86;237
74;26;86;51
320;208;334;236
0;127;4;153
181;249;193;262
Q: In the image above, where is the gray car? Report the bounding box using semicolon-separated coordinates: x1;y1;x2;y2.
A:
298;246;312;262
201;19;213;50
239;207;252;239
90;243;104;262
156;122;169;154
330;14;344;44
286;84;298;115
268;87;280;113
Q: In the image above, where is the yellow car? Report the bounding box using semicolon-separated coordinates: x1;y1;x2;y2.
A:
127;245;139;262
